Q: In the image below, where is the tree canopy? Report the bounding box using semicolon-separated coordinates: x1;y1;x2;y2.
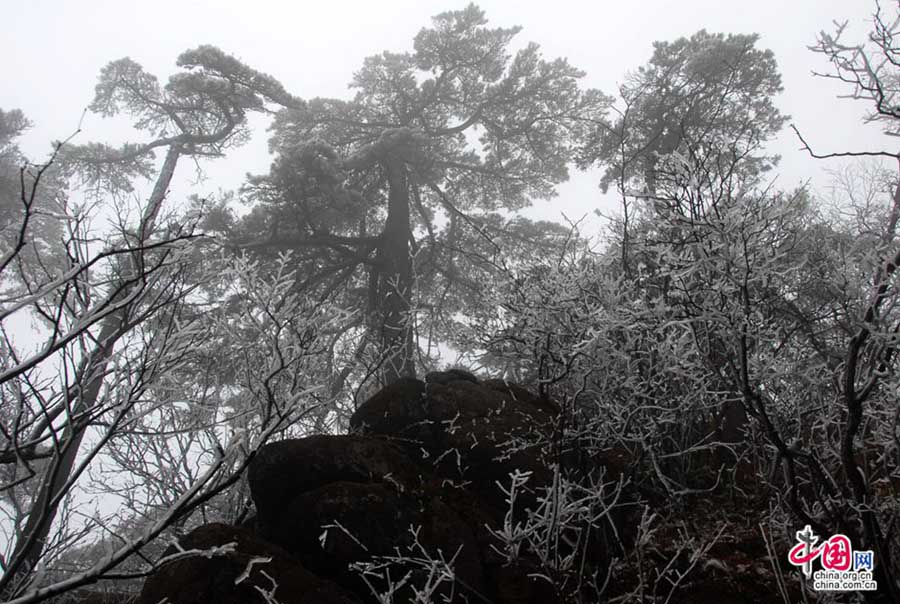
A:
582;31;786;196
230;4;610;384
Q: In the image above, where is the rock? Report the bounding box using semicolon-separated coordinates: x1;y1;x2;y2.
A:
138;523;359;604
490;561;561;604
481;379;560;416
248;435;423;530
424;368;479;385
136;379;619;604
347;378;428;442
264;481;486;603
416;494;487;600
267;481;413;573
350;377;558;513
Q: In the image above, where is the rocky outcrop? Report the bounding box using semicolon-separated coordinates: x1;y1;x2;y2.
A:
137;373;612;604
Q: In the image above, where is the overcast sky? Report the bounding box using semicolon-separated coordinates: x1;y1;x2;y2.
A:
2;0;894;232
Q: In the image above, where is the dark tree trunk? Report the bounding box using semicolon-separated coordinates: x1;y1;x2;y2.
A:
378;153;416;383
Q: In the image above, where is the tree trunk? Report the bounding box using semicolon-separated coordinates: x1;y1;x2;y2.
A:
378;153;416;383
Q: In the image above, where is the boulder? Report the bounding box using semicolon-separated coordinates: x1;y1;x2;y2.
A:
136;379;608;604
264;481;486;603
248;435;423;529
349;377;558;512
424;368;479;385
138;523;359;604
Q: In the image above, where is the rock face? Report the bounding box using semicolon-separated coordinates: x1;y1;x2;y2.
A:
138;375;612;604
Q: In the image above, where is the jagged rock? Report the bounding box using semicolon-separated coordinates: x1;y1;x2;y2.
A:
138;523;359;604
248;435;423;529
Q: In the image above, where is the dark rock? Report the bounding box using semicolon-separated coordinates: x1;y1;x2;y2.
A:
350;377;558;513
137;379;620;604
266;481;486;603
269;481;413;572
481;379;561;416
489;561;561;604
417;494;486;600
347;377;428;441
249;435;423;529
424;368;479;385
138;523;359;604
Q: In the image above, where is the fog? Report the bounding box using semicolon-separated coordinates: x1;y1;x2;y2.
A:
2;0;890;228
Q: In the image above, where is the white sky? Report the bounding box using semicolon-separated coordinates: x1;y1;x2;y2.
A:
2;0;895;233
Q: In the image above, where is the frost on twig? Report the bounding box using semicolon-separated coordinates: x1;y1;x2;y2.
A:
234;555;273;586
342;525;465;604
